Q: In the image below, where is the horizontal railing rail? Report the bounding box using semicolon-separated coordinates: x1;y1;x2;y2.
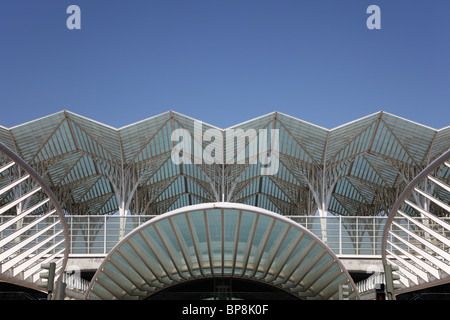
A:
3;214;449;259
0;214;429;257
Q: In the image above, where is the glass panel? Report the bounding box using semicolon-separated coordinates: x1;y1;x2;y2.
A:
236;211;257;263
171;214;197;263
156;218;180;255
132;233;165;275
206;209;222;262
247;213;272;269
260;219;288;266
141;225;174;270
272;226;302;267
187;210;209;271
289;241;323;276
283;234;314;271
223;209;239;262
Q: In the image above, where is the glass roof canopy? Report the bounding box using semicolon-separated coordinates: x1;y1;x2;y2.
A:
85;203;359;300
0;110;448;217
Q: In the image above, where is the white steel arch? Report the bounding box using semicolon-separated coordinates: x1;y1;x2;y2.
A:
382;149;450;298
85;202;359;300
0;142;69;293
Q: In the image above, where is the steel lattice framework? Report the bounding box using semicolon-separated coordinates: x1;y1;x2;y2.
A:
0;142;69;291
0;110;448;220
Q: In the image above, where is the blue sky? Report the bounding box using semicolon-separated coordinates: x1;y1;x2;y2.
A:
0;0;449;130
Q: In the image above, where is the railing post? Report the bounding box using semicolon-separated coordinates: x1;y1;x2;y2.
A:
356;217;359;255
104;215;107;255
373;217;376;256
70;215;73;255
87;215;90;254
339;215;342;255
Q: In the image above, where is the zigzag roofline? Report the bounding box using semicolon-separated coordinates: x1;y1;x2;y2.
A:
2;109;448;132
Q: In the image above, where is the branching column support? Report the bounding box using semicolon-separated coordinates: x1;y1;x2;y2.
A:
318;133;332;243
187;118;250;203
308;166;339;243
196;162;248;203
97;158;144;239
293;158;354;242
116;165;143;239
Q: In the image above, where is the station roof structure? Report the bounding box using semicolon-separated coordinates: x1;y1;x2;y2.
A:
0;110;449;217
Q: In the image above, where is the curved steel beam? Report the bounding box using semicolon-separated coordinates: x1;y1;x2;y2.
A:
381;149;450;298
0;142;70;294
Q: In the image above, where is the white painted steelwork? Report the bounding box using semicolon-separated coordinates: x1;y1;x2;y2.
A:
0;142;69;293
382;149;450;298
356;272;385;294
1;110;448;221
85;202;359;300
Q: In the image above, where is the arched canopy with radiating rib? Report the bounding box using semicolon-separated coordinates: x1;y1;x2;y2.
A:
382;149;450;298
85;202;359;300
0;142;69;292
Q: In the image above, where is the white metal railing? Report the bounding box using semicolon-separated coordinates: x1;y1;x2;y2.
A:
4;214;448;259
0;214;393;257
66;215;389;257
3;213;450;261
64;214;450;257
